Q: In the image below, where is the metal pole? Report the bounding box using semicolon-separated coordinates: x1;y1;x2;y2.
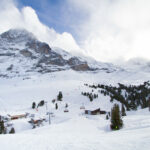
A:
45;101;48;111
49;112;51;125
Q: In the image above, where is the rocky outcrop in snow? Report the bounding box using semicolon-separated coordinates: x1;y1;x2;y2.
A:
0;29;118;77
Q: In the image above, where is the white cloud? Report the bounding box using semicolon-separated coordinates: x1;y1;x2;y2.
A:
68;0;150;62
0;0;82;55
1;0;150;63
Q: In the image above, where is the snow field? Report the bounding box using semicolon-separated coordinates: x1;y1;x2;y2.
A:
0;70;150;150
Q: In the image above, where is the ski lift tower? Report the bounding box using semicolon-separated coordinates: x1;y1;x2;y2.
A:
47;112;51;125
45;101;48;111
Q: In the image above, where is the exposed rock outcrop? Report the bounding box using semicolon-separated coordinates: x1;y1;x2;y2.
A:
0;29;94;77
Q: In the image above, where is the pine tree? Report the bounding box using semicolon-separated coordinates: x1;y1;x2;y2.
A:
110;104;123;130
110;96;114;102
121;104;126;116
148;100;150;111
32;102;36;109
65;103;68;108
89;94;93;102
0;120;5;134
9;127;15;134
106;114;109;120
38;100;45;107
55;103;58;110
57;91;63;101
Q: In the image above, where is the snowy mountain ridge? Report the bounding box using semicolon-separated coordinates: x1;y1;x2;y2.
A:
0;28;121;78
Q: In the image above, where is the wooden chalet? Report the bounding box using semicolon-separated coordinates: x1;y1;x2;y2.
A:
85;108;106;115
28;118;45;128
9;114;27;120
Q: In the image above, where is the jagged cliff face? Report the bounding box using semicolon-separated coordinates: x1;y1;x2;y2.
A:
0;29;120;78
0;29;95;77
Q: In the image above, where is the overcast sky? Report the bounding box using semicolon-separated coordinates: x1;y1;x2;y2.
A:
0;0;150;63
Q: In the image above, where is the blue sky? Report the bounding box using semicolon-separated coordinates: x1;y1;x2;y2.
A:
18;0;67;32
17;0;87;40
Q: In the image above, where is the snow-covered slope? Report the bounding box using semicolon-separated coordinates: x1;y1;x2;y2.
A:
0;28;150;150
0;70;150;150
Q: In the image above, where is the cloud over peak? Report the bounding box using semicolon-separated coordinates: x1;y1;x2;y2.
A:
0;0;82;56
1;0;150;63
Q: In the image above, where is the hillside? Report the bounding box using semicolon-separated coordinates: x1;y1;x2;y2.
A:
0;69;150;150
0;29;150;150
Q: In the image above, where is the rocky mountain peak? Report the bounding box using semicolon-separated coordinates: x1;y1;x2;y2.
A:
0;28;118;78
0;28;36;43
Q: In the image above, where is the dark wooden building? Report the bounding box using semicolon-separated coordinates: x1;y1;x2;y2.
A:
85;108;106;115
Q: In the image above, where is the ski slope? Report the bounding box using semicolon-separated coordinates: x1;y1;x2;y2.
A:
0;70;150;150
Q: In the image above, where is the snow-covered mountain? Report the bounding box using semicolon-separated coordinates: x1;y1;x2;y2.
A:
0;29;120;78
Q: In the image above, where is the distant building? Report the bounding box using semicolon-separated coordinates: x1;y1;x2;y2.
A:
28;118;45;128
85;108;106;115
64;108;69;112
9;114;27;120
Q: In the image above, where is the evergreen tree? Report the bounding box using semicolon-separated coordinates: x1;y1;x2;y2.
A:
89;94;93;102
57;91;63;101
121;104;126;116
65;103;68;108
110;96;114;102
110;104;123;130
148;99;150;112
38;100;45;107
55;103;58;110
0;120;5;134
32;102;36;109
106;114;109;120
9;127;15;134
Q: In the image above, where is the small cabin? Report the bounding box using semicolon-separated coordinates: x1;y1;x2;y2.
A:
80;103;85;109
100;110;107;114
28;118;45;128
80;106;85;109
85;108;106;115
64;109;69;113
9;114;27;120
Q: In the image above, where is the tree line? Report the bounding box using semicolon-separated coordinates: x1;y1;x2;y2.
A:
84;81;150;110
